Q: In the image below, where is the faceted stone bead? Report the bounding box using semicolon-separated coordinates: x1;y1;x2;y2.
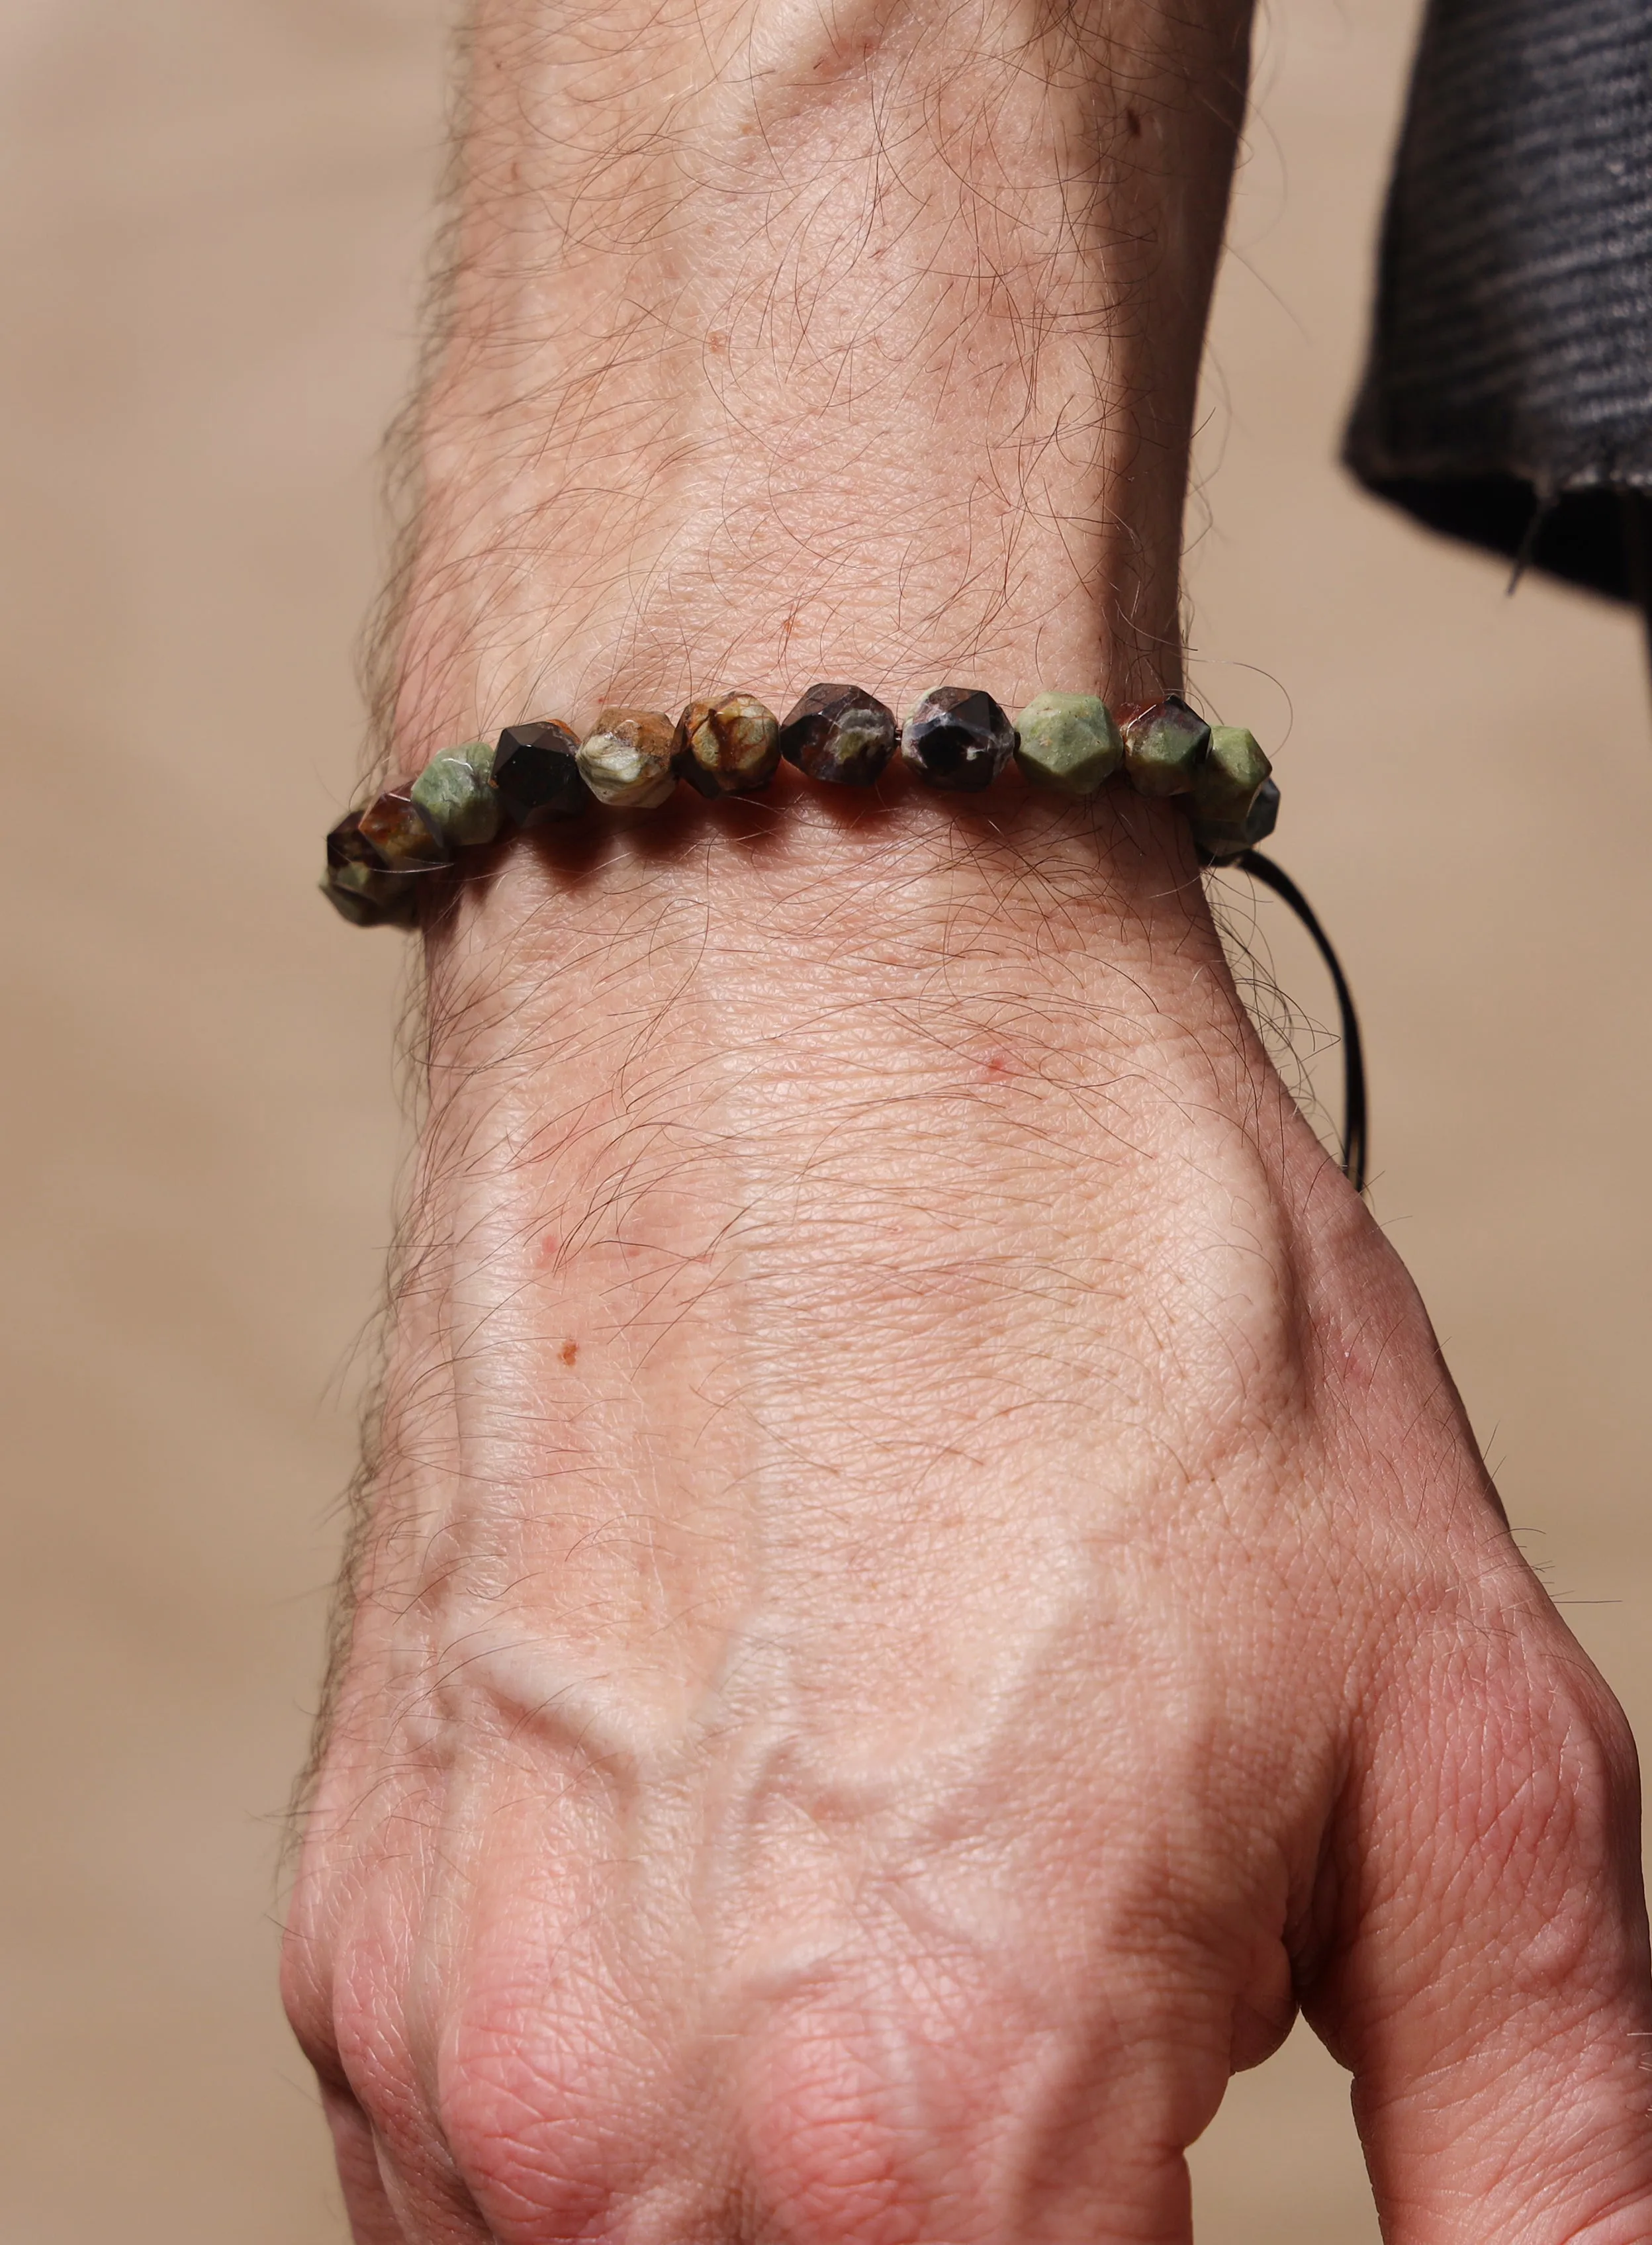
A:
1190;725;1271;831
1194;777;1279;860
576;708;678;808
322;858;420;929
777;683;896;786
901;686;1017;792
1013;692;1123;798
326;808;385;870
411;741;502;848
493;719;588;827
1121;694;1211;798
674;694;781;797
357;787;452;868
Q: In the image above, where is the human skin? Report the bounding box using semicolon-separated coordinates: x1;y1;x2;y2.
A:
283;0;1652;2238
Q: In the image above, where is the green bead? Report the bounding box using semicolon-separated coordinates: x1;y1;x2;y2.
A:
321;858;420;929
1122;695;1210;797
411;742;502;848
1190;727;1274;856
1013;692;1122;797
1192;725;1271;827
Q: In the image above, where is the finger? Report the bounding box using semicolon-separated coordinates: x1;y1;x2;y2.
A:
1318;1637;1652;2244
323;2084;410;2245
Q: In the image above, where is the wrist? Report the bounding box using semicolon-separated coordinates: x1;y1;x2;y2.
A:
357;786;1335;1627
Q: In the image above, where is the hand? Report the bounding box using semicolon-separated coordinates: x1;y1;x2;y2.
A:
283;782;1652;2242
283;0;1652;2233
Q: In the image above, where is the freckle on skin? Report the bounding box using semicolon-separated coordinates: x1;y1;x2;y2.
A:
538;1232;559;1266
561;1340;578;1367
984;1051;1014;1079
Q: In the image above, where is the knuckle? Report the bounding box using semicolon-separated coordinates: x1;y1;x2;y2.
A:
326;1926;436;2172
1430;1635;1645;1988
437;1986;631;2240
279;1915;337;2078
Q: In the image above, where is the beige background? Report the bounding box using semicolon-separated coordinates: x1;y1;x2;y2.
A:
2;1;1647;2237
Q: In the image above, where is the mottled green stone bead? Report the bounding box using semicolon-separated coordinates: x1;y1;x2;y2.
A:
1122;694;1210;798
1189;727;1275;856
1013;692;1122;797
1191;725;1271;826
411;742;502;848
576;707;678;808
321;858;420;929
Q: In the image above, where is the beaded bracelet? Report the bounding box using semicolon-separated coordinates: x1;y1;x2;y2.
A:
322;680;1365;1191
322;682;1279;932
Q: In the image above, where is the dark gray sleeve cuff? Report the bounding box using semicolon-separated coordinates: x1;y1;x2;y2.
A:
1345;0;1652;600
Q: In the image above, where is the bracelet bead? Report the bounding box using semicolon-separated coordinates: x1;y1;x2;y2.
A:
411;741;503;848
901;687;1017;792
1194;776;1279;859
357;788;452;869
322;814;422;926
674;694;781;797
1122;694;1211;797
777;684;897;786
1191;724;1270;827
493;720;588;826
322;857;421;927
576;707;678;809
1012;692;1123;798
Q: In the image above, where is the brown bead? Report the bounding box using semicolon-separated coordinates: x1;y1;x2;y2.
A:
674;694;782;797
900;686;1016;792
777;684;896;786
1121;695;1211;798
357;788;452;868
326;809;385;870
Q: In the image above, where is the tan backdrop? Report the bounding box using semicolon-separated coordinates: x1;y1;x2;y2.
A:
3;1;1647;2237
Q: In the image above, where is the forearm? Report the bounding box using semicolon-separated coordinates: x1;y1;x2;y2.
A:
349;0;1301;1628
387;0;1254;760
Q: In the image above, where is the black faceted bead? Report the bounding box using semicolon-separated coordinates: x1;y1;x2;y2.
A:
493;719;590;826
900;687;1016;792
778;684;897;787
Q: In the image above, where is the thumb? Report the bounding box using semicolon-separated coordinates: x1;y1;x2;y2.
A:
1311;1632;1652;2244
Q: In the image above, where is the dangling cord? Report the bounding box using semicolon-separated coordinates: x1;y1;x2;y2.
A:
1205;848;1369;1195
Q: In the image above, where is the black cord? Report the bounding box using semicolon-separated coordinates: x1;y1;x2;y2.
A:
1209;848;1368;1195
